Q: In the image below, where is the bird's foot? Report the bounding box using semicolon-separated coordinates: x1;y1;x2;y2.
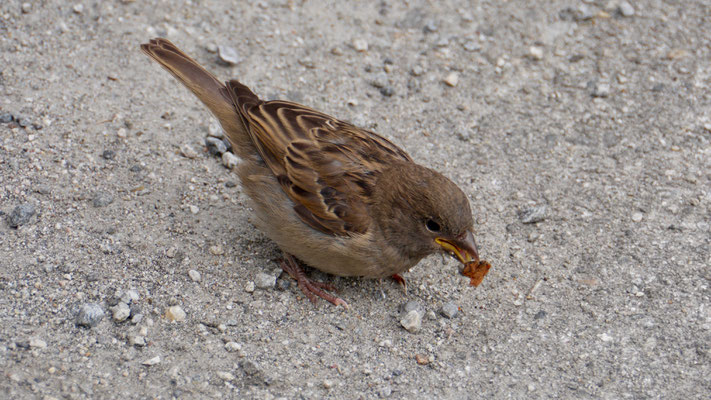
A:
280;254;348;308
391;274;407;292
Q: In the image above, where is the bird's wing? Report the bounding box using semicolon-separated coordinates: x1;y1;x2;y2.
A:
225;80;412;236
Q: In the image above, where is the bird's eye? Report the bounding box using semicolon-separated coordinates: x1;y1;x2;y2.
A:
425;219;441;232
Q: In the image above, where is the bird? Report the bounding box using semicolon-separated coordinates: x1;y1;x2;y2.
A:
141;38;486;307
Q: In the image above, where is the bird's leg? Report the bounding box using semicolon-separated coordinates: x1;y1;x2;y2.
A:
391;274;407;292
279;254;348;308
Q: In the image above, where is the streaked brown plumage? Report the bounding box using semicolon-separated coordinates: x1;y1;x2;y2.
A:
141;38;483;307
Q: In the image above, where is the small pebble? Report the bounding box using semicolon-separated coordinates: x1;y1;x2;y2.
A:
463;41;481;52
411;65;425;76
632;212;643;222
618;2;635;17
21;3;31;13
352;38;368;52
380;87;395;97
217;371;235;381
209;245;224;255
165;306;186;322
245;281;256;293
142;356;161;366
111;303;131;322
75;303;105;328
189;205;199;214
222;152;239;169
588;81;611;98
128;335;146;347
255;272;276;289
188;269;202;282
0;113;13;123
123;290;139;304
29;338;47;349
205;136;227;156
518;205;547;224
443;72;459;87
400;310;423;333
415;354;430;365
529;46;544;60
72;4;83;13
218;45;241;65
225;342;242;352
102;150;115;160
92;192;114;208
208;122;223;138
440;302;459;319
205;43;218;53
180;143;198;159
323;379;334;389
8;203;36;228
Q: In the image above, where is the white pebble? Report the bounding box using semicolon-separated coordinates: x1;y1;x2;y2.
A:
529;46;543;60
29;338;47;349
142;356;161;366
632;212;643;222
352;38;368;52
165;306;186;322
180;143;198;159
244;281;255;293
111;303;131;322
222;152;239;169
443;72;459;87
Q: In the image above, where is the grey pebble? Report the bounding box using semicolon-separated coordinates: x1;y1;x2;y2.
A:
380;87;395;97
411;65;425;76
423;21;437;33
205;136;227;156
8;203;36;228
122;289;139;304
254;272;276;289
75;303;105;328
370;72;388;89
188;269;201;282
92;192;114;208
111;303;131;322
518;205;547;224
218;45;241;65
0;113;13;123
440;302;459;319
400;310;423;333
275;272;291;291
401;300;423;316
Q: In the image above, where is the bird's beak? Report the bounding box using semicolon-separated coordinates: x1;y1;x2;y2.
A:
435;230;479;265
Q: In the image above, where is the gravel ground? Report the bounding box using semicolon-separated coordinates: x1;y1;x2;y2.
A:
1;1;710;399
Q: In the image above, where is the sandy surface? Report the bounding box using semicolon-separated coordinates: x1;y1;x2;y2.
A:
1;0;710;398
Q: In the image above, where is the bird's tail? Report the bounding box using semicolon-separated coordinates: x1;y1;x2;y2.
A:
140;38;254;159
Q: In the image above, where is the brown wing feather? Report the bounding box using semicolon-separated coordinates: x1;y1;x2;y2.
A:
224;82;412;236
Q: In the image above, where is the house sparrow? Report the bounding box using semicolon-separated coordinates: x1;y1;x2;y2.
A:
141;38;486;307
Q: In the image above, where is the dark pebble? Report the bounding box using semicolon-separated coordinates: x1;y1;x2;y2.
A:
222;138;232;152
102;150;115;160
205;136;227;156
0;113;13;123
16;117;30;128
8;203;36;228
275;271;291;291
129;165;143;173
380;87;395;97
534;310;547;320
225;181;237;188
